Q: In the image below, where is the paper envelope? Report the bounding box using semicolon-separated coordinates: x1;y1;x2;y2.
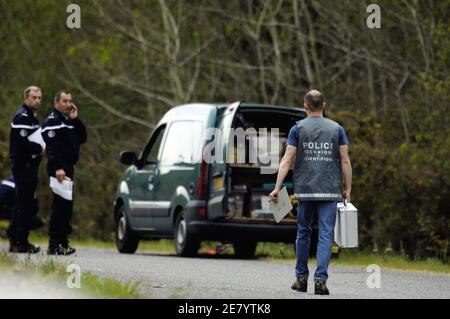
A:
269;186;293;223
50;177;73;201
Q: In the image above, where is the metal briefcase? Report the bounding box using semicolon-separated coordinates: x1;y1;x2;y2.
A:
334;201;358;248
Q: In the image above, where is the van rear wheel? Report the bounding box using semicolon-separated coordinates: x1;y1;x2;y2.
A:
175;212;200;257
115;206;139;254
234;241;257;259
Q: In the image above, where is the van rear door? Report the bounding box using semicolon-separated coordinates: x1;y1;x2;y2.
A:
207;101;241;220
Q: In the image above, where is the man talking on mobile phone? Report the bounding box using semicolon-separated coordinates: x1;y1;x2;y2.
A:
42;91;87;255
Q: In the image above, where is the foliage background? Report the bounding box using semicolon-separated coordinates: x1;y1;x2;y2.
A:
0;0;448;260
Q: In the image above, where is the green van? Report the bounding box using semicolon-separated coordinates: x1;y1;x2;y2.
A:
114;102;335;258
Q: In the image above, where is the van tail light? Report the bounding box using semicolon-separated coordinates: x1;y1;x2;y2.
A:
197;159;209;198
198;207;206;218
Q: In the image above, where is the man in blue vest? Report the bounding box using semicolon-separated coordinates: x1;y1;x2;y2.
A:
270;90;352;295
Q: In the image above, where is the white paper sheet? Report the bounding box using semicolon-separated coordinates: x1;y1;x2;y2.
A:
28;128;46;149
269;186;293;223
50;177;73;201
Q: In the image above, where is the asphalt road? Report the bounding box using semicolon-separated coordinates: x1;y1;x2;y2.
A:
6;247;448;299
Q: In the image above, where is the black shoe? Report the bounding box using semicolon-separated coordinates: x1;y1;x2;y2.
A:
314;280;330;295
9;242;41;254
291;276;308;292
47;244;76;256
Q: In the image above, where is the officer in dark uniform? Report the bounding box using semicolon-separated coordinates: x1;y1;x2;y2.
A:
0;176;44;229
42;90;87;255
8;86;45;253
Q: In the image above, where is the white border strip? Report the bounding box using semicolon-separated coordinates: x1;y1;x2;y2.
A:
1;180;15;188
42;124;74;132
11;124;40;129
295;193;342;198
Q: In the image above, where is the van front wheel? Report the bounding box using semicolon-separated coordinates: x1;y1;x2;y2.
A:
175;212;200;257
115;206;139;254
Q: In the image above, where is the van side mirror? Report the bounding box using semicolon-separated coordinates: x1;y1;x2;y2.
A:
120;151;137;166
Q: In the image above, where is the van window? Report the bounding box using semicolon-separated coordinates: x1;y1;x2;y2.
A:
144;125;166;164
160;121;203;166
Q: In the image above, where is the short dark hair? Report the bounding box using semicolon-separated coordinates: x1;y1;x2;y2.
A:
304;90;324;111
54;90;71;101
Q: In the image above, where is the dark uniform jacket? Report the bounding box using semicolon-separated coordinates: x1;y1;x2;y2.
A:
9;104;43;171
42;109;87;177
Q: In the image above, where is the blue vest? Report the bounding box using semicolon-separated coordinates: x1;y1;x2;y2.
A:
293;117;342;201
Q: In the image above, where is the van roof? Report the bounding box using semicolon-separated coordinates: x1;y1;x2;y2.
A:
159;102;305;124
218;102;304;112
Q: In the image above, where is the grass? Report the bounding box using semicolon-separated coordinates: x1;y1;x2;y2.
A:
0;252;143;298
329;250;450;274
80;272;142;298
257;242;296;259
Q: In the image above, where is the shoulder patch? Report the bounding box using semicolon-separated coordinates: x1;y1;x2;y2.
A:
47;130;56;138
20;112;28;117
20;129;28;137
